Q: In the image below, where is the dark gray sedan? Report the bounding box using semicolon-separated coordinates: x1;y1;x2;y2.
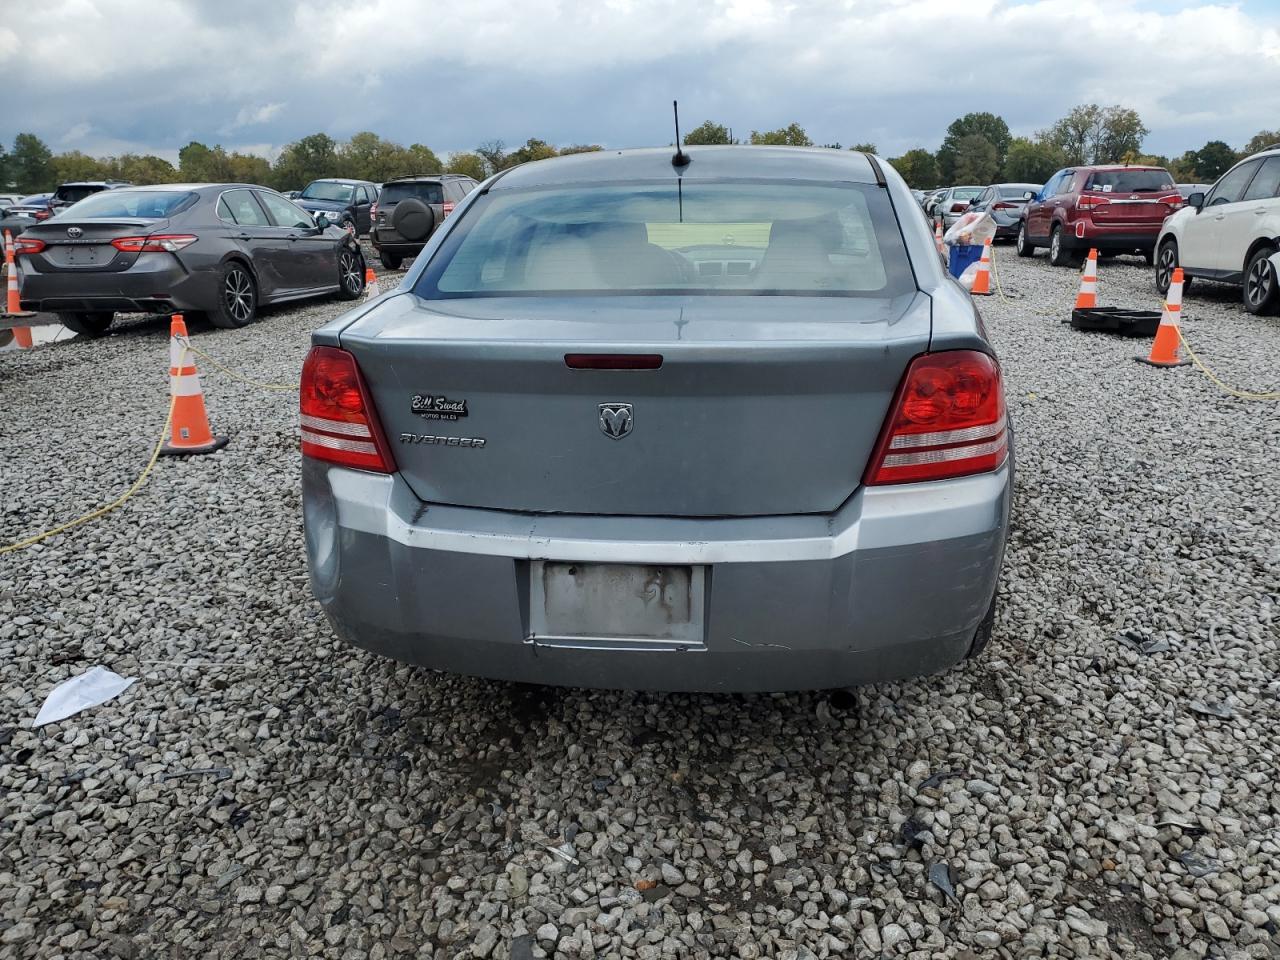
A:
300;146;1014;693
16;184;365;336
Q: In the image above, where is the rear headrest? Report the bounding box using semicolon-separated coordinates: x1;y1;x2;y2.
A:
768;216;842;251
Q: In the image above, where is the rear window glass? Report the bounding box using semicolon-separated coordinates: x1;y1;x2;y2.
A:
58;190;195;219
300;181;354;203
416;179;915;299
998;185;1036;198
1083;170;1173;193
56;185;105;203
380;182;444;205
952;187;982;200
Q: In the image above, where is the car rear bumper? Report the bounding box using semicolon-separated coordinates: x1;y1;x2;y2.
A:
302;457;1013;692
17;255;215;314
369;234;425;255
1066;219;1161;251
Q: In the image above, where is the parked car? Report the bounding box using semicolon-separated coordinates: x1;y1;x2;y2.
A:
933;186;983;228
5;193;55;220
0;195;19;209
48;180;132;213
300;146;1013;692
293;178;379;235
369;173;479;269
923;188;947;217
1015;165;1181;266
966;183;1041;239
15;183;365;335
1177;183;1212;199
1156;145;1280;315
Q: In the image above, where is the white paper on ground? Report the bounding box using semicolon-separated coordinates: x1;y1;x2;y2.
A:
32;666;137;727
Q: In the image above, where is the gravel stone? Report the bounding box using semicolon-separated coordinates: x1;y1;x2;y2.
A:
2;251;1278;958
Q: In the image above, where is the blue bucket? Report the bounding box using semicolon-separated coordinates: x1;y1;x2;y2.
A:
949;244;983;278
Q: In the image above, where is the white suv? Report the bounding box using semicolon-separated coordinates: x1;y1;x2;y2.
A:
1155;146;1280;315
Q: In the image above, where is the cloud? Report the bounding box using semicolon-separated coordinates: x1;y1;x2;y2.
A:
1;0;1277;161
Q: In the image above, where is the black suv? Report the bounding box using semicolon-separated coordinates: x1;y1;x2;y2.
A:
49;180;132;213
370;174;479;269
294;178;379;235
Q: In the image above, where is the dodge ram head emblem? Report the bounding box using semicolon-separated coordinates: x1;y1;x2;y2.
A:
598;402;634;440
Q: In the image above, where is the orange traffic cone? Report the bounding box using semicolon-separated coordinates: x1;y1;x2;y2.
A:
1137;269;1191;368
160;314;229;456
934;219;945;256
364;266;381;300
970;238;992;296
1075;248;1099;309
3;231;36;349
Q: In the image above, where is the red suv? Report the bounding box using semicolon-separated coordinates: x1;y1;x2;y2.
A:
1015;165;1182;267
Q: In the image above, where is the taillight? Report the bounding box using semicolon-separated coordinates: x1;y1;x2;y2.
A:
949;202;968;213
370;201;378;217
300;346;395;473
865;351;1007;486
1076;194;1109;210
111;234;198;253
442;201;455;217
992;201;1016;211
14;237;46;255
1158;193;1184;209
33;209;51;221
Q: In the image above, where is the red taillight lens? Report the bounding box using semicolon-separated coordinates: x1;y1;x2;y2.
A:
14;237;46;255
1158;193;1184;209
1076;194;1109;210
442;201;455;217
992;201;1016;210
370;201;378;217
111;234;198;253
33;209;51;221
865;351;1007;486
949;202;968;213
299;346;395;473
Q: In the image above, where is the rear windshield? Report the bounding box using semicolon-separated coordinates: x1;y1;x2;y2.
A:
301;181;354;203
379;182;444;205
416;179;915;299
952;187;982;200
56;185;105;203
59;190;196;219
998;185;1036;198
1083;170;1174;193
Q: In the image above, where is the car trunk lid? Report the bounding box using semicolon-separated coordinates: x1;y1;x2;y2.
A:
28;218;167;272
1078;169;1181;226
342;292;930;517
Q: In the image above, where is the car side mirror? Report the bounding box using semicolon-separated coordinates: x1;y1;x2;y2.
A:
1023;191;1035;201
1187;192;1205;211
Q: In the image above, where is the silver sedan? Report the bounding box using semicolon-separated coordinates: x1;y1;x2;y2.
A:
301;147;1013;692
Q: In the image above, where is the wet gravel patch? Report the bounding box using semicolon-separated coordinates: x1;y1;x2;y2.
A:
1;250;1277;959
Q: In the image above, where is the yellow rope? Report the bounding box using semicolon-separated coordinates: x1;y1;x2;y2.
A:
1;396;176;555
180;339;299;392
1176;328;1280;400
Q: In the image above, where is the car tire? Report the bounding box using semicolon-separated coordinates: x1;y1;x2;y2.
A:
209;261;257;329
1048;225;1081;267
1015;222;1035;257
1155;239;1192;296
335;247;365;302
379;251;403;270
1243;245;1280;316
57;311;114;337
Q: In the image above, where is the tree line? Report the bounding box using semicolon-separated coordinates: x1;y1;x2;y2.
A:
2;112;1277;196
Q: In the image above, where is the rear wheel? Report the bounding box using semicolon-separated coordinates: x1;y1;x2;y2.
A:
1048;225;1081;267
209;261;257;329
336;247;365;301
1015;222;1035;257
57;311;114;337
1155;239;1192;295
379;251;403;270
1243;246;1280;316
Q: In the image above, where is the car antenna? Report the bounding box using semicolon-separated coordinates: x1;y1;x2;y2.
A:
672;100;690;168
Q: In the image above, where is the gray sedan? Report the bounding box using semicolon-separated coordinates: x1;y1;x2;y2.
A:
967;182;1042;238
300;147;1013;692
16;184;366;336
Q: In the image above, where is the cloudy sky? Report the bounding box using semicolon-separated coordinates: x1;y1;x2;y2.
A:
3;0;1279;163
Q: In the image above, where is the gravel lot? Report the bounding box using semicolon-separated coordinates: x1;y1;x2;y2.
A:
2;247;1278;960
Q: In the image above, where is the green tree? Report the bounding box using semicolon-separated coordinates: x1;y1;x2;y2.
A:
683;121;733;145
51;150;109;183
749;123;812;146
1169;150;1200;182
225;152;272;186
0;144;8;191
1242;129;1280;155
400;143;443;176
446;152;487;181
178;141;232;182
475;140;508;174
1193;141;1239;180
111;154;178;185
1095;107;1148;163
1041;104;1148;165
951;134;999;184
11;133;54;193
849;142;877;154
272;133;338;191
888;148;939;188
936;113;1010;181
558;144;604;156
337;131;403;181
1003;137;1065;183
